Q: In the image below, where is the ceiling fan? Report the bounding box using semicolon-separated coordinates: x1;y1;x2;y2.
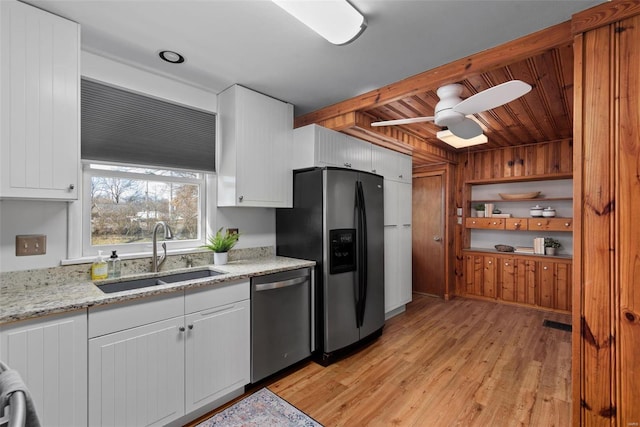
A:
371;80;532;140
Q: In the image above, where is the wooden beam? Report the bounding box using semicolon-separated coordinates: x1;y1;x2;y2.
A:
316;111;458;164
572;0;640;34
295;21;573;128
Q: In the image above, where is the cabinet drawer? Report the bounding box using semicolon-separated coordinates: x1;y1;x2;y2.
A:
505;218;528;230
185;279;249;314
89;292;184;338
465;217;505;229
528;218;573;231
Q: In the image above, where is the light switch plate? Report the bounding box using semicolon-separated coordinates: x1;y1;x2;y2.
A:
16;234;47;256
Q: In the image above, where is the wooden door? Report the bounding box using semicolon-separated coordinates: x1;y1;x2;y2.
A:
412;174;445;297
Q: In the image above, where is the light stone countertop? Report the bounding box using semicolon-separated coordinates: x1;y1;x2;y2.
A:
0;256;315;325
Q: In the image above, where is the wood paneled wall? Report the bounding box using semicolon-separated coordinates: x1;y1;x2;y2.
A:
573;1;640;425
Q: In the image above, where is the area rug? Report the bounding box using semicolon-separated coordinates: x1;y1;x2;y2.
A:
196;388;323;427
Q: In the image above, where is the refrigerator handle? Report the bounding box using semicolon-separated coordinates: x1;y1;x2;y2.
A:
358;181;368;326
354;180;363;327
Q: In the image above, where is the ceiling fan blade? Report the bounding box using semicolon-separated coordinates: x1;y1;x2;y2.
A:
448;117;483;139
371;116;434;127
453;80;532;115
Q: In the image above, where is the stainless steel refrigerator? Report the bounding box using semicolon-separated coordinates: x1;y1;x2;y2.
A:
276;167;385;365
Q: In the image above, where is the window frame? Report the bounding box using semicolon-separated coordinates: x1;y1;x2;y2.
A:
81;160;208;257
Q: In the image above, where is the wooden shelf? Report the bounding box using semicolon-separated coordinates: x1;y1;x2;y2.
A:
465;173;573;185
471;197;572;203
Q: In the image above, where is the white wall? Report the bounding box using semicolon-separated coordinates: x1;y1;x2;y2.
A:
0;52;276;273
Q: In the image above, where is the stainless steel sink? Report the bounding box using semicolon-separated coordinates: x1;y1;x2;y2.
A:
97;269;223;294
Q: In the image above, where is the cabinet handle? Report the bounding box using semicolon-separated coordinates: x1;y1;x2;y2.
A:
537;222;542;226
239;195;244;202
543;266;548;270
178;326;185;332
344;163;352;168
188;324;194;330
399;174;403;179
472;221;476;224
68;184;75;190
505;263;509;266
433;236;442;241
565;223;570;227
488;261;492;265
492;221;497;225
372;169;376;173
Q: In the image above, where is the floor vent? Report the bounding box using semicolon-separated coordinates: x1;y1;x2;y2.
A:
543;320;572;332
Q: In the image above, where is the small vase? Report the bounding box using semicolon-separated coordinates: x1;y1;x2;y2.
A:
476;211;485;218
545;247;556;256
213;252;228;265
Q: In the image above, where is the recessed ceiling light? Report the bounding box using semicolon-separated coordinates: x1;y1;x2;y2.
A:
159;50;185;64
272;0;366;45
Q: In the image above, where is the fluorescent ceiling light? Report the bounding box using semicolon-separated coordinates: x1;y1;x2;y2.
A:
272;0;367;45
437;129;488;149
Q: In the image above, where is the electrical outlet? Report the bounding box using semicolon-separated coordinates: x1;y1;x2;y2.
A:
228;228;239;236
16;235;47;256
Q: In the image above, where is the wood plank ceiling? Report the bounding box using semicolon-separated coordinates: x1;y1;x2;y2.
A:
294;22;575;167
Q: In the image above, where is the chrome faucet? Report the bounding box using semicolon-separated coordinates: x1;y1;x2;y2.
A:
152;221;174;272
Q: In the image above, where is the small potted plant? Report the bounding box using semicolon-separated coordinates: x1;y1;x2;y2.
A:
544;237;561;256
474;204;486;218
202;227;240;265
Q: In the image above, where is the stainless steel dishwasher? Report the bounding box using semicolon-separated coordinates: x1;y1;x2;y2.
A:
251;267;313;383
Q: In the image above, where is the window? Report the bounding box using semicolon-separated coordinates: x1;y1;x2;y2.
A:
83;162;206;254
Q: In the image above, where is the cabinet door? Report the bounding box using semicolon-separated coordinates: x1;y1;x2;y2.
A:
184;299;250;413
384;180;398;226
464;254;484;296
384;225;400;312
235;87;293;207
315;127;346;167
371;144;392;177
483;256;497;298
0;1;79;200
500;257;516;302
539;260;572;311
88;317;185;427
342;134;371;171
398;224;413;306
0;310;87;427
396;152;413;184
398;182;412;226
515;258;537;306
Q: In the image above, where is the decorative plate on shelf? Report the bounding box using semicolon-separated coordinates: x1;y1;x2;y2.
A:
498;191;541;200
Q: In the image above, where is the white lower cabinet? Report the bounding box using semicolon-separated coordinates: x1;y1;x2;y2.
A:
185;299;250;413
0;310;88;427
88;317;185;427
88;280;250;426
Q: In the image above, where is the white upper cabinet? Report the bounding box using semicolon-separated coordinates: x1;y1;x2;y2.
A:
0;0;80;200
217;85;293;207
372;145;412;183
292;124;372;171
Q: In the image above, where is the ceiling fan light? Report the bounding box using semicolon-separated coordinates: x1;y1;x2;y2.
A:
437;130;488;149
272;0;366;45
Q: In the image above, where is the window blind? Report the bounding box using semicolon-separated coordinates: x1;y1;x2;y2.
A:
81;79;215;172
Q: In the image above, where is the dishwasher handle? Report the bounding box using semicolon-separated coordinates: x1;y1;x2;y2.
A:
254;276;308;291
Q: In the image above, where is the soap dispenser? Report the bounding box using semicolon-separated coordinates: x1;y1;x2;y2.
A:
108;250;121;278
91;250;108;280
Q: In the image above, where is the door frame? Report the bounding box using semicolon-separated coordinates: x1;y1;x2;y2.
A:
413;163;456;300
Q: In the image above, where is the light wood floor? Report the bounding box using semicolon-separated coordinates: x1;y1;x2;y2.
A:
189;295;572;426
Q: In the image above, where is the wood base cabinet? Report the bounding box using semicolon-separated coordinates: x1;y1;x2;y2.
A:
0;310;87;427
463;251;571;312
